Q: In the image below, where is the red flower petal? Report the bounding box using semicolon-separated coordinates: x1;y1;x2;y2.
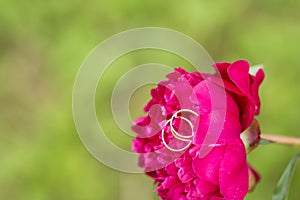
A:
193;145;226;185
219;139;249;200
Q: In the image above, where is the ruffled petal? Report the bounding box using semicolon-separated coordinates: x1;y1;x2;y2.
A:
193;145;226;185
192;80;241;146
227;60;254;102
250;68;265;114
219;139;249;200
195;179;219;196
213;62;231;80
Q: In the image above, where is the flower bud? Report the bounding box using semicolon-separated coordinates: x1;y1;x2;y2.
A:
241;119;261;153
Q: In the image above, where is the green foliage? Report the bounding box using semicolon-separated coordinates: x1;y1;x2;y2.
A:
273;153;300;200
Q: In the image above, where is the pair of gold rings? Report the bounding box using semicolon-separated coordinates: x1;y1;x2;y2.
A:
161;109;199;152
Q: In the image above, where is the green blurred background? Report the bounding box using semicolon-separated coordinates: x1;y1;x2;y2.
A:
1;0;300;199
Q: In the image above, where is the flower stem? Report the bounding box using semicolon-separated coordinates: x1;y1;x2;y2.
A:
261;134;300;148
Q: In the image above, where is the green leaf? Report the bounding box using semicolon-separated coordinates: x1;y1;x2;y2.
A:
259;138;274;145
273;153;300;200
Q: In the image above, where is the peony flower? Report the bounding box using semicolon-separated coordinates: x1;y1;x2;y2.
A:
132;60;264;200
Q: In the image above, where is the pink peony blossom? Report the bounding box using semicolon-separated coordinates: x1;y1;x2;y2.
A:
132;60;264;200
